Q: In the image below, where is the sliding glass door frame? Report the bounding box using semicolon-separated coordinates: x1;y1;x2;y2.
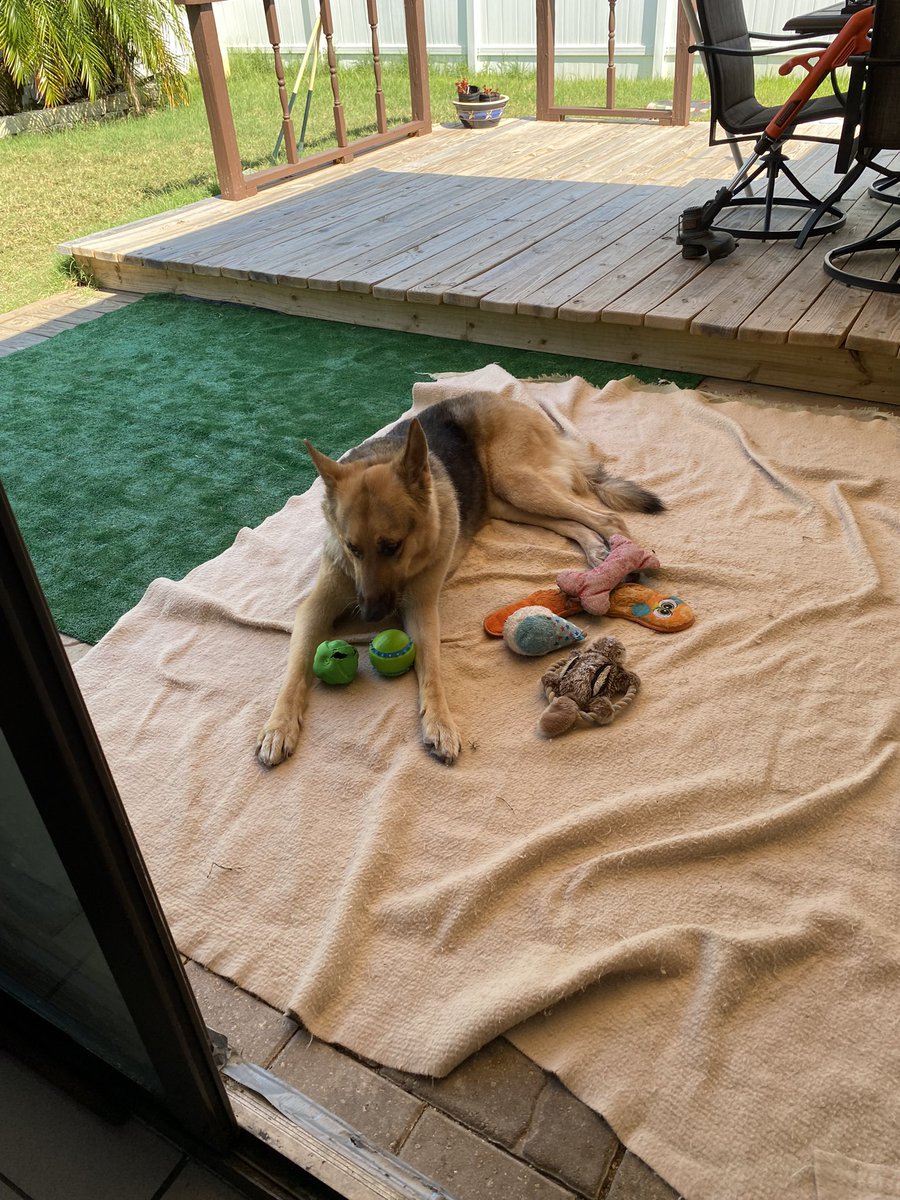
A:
0;482;235;1149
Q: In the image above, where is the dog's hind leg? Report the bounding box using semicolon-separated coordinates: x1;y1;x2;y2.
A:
488;399;663;515
489;471;632;544
487;497;609;566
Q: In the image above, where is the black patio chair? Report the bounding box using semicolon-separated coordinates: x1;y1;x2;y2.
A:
676;0;870;260
822;0;900;290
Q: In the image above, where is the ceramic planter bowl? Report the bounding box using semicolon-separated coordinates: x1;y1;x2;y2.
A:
452;94;509;129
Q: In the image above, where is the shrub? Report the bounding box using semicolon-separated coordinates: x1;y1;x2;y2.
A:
0;0;188;115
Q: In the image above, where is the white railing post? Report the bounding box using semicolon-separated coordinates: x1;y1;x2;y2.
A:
651;0;669;78
466;0;479;72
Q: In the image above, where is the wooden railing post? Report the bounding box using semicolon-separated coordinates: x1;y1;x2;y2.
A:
367;0;388;134
606;0;617;110
536;0;694;125
319;0;351;160
671;0;695;127
175;0;254;200
263;0;300;163
535;0;558;121
182;0;432;200
404;0;431;132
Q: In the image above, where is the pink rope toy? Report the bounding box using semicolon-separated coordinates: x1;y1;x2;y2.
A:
556;534;660;616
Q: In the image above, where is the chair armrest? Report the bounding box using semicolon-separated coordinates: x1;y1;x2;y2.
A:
689;41;829;58
747;30;832;41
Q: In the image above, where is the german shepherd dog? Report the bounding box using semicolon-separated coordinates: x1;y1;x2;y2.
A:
256;394;662;767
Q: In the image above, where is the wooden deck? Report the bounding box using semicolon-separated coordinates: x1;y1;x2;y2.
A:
61;118;900;403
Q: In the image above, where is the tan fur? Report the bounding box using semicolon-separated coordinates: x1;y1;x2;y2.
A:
256;396;659;767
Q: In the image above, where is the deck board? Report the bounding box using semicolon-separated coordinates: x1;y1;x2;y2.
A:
559;179;727;323
61;118;900;403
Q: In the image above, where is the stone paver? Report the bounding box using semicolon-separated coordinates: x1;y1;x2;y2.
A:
0;1047;181;1200
520;1076;619;1198
1;314;82;335
0;331;47;355
400;1107;578;1200
0;288;143;356
184;961;298;1068
606;1152;682;1200
383;1037;546;1149
269;1029;425;1155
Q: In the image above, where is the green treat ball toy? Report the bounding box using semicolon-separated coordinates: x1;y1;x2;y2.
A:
369;629;417;677
313;639;359;685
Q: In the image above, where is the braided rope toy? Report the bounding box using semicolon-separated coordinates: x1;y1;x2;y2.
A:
539;635;640;737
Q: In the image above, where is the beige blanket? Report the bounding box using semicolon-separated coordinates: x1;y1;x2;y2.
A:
76;368;900;1200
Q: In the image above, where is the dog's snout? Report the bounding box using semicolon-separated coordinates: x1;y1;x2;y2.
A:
361;595;395;622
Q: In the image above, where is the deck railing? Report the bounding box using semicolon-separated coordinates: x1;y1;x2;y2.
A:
176;0;430;201
536;0;694;126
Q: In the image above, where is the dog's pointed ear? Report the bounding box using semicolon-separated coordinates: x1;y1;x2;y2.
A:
304;440;347;487
397;419;430;486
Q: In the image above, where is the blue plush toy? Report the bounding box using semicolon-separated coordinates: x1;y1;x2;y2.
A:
502;605;585;656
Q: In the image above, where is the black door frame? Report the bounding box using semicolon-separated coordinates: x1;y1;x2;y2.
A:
0;483;347;1199
0;481;234;1149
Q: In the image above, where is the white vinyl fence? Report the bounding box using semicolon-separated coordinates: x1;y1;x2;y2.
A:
208;0;820;78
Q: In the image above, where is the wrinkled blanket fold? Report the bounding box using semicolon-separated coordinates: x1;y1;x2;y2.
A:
75;367;900;1200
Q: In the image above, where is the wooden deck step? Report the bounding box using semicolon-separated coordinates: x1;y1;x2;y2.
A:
59;118;900;404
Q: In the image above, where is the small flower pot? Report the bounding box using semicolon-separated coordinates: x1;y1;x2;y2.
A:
452;94;509;129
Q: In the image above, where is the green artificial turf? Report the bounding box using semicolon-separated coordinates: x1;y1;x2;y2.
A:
0;294;701;642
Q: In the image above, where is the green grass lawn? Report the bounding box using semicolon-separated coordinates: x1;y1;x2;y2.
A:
0;54;819;314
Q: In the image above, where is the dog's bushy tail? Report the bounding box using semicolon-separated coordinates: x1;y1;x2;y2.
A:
590;467;665;513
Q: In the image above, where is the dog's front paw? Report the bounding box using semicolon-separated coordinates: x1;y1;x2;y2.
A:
422;712;462;765
256;714;301;767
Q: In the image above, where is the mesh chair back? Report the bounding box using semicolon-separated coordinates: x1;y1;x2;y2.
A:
860;0;900;150
695;0;758;131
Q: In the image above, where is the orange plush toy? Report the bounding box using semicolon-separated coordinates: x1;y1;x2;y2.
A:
484;535;695;636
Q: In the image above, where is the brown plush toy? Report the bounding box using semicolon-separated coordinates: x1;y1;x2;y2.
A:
539;635;641;737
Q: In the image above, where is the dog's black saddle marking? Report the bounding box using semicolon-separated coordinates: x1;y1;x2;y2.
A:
360;397;489;536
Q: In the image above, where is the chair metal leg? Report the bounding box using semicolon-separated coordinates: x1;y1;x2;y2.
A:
824;211;900;293
869;170;900;206
707;144;845;243
794;158;867;248
727;140;755;196
762;158;778;232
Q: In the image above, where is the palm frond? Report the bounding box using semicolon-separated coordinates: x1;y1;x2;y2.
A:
0;0;187;110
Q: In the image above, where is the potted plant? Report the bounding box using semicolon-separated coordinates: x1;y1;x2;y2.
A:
453;77;509;129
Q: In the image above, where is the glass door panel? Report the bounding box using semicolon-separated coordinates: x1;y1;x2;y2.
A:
0;729;160;1092
1;482;234;1149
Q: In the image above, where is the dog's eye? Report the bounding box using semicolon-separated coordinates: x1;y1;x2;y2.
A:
346;542;363;558
379;540;402;557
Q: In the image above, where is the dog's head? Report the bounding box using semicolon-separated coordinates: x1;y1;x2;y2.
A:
305;420;437;622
